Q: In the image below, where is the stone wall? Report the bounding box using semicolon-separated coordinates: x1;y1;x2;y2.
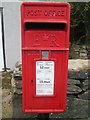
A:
11;60;89;118
68;60;89;99
69;44;90;59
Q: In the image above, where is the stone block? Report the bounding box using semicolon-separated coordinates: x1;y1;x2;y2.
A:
67;84;82;94
81;79;90;91
78;90;90;100
80;49;87;53
80;53;87;57
68;70;88;80
68;79;80;85
80;45;86;49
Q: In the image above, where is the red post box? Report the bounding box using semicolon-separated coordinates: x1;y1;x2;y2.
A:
21;2;70;113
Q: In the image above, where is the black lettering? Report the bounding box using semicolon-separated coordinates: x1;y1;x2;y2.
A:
44;67;49;69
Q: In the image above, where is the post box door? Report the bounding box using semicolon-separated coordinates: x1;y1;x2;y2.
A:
22;50;68;112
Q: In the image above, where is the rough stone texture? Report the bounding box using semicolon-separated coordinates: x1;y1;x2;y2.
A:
82;79;90;91
15;80;22;89
11;59;90;99
67;79;81;97
69;44;89;59
2;72;12;89
83;79;89;86
2;89;10;98
67;60;89;101
50;97;89;119
11;61;22;95
68;70;88;80
87;51;90;59
68;59;89;71
68;79;80;85
78;90;90;100
69;44;80;59
68;59;89;80
80;47;88;59
67;84;82;94
88;69;90;78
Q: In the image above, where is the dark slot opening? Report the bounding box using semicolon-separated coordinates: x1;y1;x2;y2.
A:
25;22;66;30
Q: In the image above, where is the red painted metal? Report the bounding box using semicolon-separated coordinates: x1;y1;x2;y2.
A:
21;2;70;113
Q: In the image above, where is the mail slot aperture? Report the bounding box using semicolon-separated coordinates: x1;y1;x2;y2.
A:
25;22;67;30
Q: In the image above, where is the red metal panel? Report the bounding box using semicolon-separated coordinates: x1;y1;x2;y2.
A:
24;31;66;48
21;2;70;113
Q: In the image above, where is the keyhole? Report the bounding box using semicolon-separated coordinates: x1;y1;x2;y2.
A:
31;80;33;83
